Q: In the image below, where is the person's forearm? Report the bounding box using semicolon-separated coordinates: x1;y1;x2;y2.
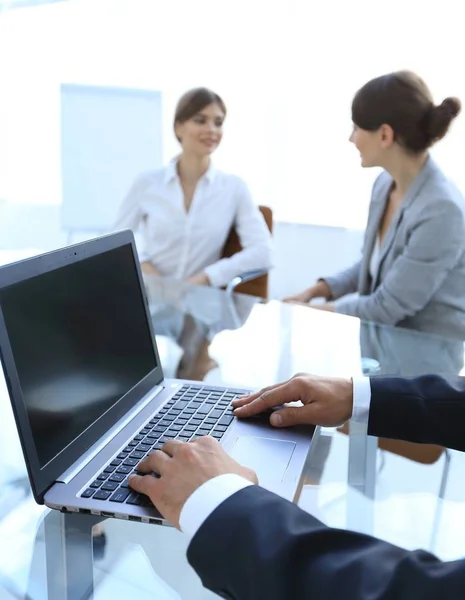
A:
369;374;465;451
186;271;211;286
308;280;332;301
188;485;465;600
140;261;161;276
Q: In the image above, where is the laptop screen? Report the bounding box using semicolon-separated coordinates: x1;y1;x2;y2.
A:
0;243;157;468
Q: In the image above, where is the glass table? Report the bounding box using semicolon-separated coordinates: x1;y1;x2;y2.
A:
1;277;465;599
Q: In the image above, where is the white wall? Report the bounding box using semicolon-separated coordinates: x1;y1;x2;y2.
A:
1;0;464;229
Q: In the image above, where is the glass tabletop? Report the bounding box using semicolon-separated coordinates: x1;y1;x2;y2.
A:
1;277;465;599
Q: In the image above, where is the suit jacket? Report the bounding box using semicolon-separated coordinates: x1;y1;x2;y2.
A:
324;157;465;339
187;375;465;600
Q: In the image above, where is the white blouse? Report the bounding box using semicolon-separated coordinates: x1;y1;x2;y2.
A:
369;237;381;280
113;160;273;288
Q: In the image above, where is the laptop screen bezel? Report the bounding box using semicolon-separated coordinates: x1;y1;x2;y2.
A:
0;230;164;504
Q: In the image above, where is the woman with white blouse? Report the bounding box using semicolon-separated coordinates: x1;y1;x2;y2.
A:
114;87;273;287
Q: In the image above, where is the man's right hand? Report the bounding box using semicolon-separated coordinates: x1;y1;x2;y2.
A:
232;374;354;428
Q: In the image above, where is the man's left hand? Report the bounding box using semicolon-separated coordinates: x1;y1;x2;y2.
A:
129;437;258;529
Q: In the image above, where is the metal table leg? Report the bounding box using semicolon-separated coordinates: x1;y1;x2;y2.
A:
347;421;378;534
41;511;104;600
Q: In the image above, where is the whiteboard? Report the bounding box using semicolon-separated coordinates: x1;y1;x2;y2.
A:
60;84;163;233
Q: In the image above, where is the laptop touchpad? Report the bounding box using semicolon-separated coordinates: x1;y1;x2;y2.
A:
229;436;296;482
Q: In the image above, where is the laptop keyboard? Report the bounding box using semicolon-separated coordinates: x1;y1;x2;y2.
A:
80;384;247;506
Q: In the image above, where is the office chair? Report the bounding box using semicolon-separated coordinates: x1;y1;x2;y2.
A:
222;205;273;299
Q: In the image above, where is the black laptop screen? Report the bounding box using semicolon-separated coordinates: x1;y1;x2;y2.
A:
0;244;157;468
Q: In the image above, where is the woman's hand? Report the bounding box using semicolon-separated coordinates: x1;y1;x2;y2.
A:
186;272;211;286
311;302;335;313
283;288;313;304
141;261;161;276
283;280;331;304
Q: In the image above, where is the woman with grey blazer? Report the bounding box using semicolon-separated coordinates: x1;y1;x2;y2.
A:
285;71;465;339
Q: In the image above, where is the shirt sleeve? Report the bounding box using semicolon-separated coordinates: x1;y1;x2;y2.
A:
351;377;372;424
179;474;254;539
204;178;274;288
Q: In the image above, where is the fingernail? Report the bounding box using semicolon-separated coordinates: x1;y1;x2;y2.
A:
270;413;282;426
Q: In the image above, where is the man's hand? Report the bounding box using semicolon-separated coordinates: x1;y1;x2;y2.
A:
232;374;353;428
129;437;258;529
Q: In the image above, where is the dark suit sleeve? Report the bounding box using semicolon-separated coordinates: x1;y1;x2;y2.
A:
369;374;465;451
187;485;465;600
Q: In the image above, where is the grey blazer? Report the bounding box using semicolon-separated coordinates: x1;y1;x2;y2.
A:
324;157;465;339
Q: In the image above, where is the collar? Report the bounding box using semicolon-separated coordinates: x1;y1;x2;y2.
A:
163;157;216;184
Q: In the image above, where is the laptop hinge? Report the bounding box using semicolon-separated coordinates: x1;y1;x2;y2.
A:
56;384;164;484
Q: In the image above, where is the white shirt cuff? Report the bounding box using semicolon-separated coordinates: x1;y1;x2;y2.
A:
179;474;254;539
351;377;372;424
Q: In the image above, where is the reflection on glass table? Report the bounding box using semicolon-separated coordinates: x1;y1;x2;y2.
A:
144;276;259;382
1;278;465;598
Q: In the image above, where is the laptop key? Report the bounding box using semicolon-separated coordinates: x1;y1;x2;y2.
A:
116;465;132;474
101;481;119;491
212;431;224;439
81;488;95;498
91;480;102;488
109;473;126;483
197;428;212;435
117;452;128;459
126;492;143;505
94;490;112;501
136;444;151;452
153;426;167;434
130;451;145;459
110;459;122;466
104;465;115;473
123;458;139;466
219;415;234;426
215;425;229;432
109;489;130;503
210;410;223;419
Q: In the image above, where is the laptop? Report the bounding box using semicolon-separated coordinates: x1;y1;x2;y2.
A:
0;230;313;525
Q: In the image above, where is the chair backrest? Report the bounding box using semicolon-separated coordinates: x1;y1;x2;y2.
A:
221;205;273;299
